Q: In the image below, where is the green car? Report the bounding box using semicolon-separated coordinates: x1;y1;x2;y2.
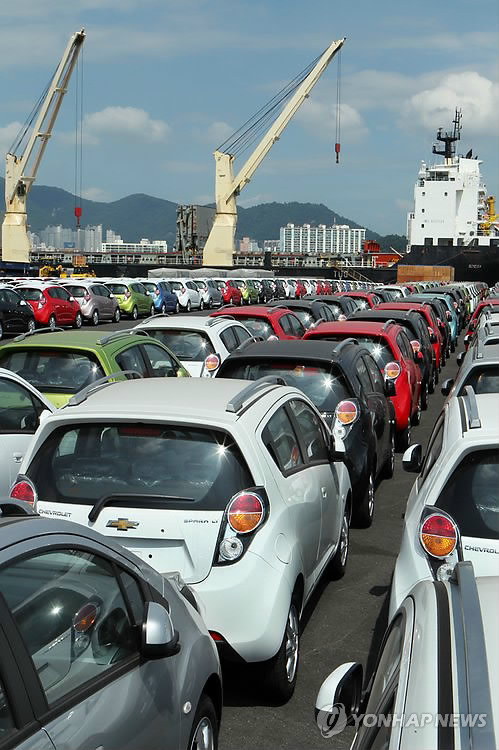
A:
106;280;154;320
234;279;259;305
0;329;189;407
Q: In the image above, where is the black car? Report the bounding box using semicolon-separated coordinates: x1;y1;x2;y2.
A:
257;279;276;303
350;308;437;407
373;288;400;303
216;338;395;528
404;294;453;357
267;299;336;329
0;286;36;340
306;295;357;319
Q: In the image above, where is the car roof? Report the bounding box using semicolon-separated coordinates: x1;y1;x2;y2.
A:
135;315;238;332
0;329;149;350
220;338;357;363
447;389;499;436
307;320;399;336
212;305;291;318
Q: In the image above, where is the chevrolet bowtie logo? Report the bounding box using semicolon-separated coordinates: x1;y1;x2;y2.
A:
106;518;139;532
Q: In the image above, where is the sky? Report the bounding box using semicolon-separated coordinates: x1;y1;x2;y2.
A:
0;0;497;237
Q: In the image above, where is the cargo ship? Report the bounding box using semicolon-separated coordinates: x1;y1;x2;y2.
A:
405;110;499;284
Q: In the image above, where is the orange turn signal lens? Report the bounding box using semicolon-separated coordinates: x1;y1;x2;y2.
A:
73;603;98;633
420;514;458;558
204;354;220;372
335;400;358;425
228;492;264;534
385;361;401;380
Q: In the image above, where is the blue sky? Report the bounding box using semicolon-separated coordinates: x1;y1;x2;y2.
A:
0;0;497;237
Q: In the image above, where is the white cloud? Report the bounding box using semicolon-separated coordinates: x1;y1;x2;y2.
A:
164;160;210;174
81;187;110;202
0;121;24;156
84;107;170;143
238;193;274;208
296;98;368;143
384;31;497;53
194;121;234;147
401;72;498;135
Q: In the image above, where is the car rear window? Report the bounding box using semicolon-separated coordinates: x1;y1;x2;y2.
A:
107;284;128;295
319;336;394;368
459;366;499;395
17;288;43;301
146;329;215;361
28;424;253;511
238;317;274;339
219;360;351;411
141;282;158;293
292;309;316;328
63;286;87;298
436;450;499;540
0;350;105;393
169;281;184;291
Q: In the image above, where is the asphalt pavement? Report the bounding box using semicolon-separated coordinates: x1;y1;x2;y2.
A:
1;312;460;749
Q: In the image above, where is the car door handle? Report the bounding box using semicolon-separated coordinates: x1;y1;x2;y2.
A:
321;487;328;499
12;453;23;463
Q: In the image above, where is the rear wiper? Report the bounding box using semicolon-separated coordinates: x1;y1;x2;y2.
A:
88;493;195;522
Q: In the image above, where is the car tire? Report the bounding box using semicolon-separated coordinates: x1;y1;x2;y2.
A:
92;309;99;326
382;430;395;480
114;307;121;323
239;296;243;306
48;314;56;331
160;303;166;314
329;500;350;575
150;304;155;317
27;319;36;334
428;368;436;394
411;398;422;426
175;301;180;314
353;467;375;528
188;695;219;750
186;299;192;312
200;299;204;311
259;599;300;704
0;321;3;340
451;340;456;353
208;297;213;309
73;312;83;329
421;381;429;410
131;305;138;320
396;422;411;452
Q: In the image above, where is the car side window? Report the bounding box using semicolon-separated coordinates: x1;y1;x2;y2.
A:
419;415;445;483
279;315;293;336
262;406;303;474
0;549;139;707
363;354;385;394
116;345;148;377
220;328;238;352
287;314;306;337
362;615;404;717
141;343;178;377
397;332;412;360
58;288;71;301
355;358;373;393
0;675;15;738
288;400;329;463
0;379;41;434
5;290;21;306
233;326;252;346
47;288;59;299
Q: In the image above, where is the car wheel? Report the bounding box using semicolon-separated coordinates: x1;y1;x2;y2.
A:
27;319;36;334
207;297;213;309
428;368;436;394
353;467;375;528
92;309;99;326
421;381;429;410
131;305;138;320
382;430;395;480
0;321;3;340
73;312;83;329
114;307;121;323
150;304;155;317
200;299;204;311
329;500;350;575
451;339;456;353
396;422;411;452
186;299;192;312
260;599;300;704
160;303;166;314
188;695;218;750
239;296;243;306
175;301;180;314
48;314;56;331
411;397;422;426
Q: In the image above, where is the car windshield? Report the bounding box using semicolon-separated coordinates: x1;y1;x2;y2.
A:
436;449;499;540
63;286;87;298
29;423;253;511
221;361;350;411
0;350;106;393
146;329;214;361
17;288;43;301
238;318;274;339
106;284;128;295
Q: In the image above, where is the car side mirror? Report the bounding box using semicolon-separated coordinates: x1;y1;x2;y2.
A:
384;379;396;397
329;436;346;463
315;662;363;733
402;444;423;473
441;378;454;396
456;352;465;367
140;602;179;659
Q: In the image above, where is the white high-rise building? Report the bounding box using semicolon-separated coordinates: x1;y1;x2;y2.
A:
279;223;365;255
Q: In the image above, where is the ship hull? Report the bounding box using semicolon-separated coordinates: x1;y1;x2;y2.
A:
405;245;499;285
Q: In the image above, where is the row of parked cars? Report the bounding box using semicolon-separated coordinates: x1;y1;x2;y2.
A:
0;277;494;749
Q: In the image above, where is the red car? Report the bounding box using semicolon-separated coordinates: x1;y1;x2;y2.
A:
374;301;444;370
220;279;242;306
339;291;383;310
210;305;306;340
304;320;422;449
16;283;83;329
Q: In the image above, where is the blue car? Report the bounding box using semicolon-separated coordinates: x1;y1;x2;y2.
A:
141;279;179;314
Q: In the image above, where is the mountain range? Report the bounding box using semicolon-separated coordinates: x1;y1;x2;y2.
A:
0;178;407;252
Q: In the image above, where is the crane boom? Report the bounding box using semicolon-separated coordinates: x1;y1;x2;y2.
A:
2;29;85;263
203;37;345;267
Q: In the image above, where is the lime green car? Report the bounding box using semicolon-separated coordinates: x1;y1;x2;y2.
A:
234;279;259;304
0;329;189;407
106;281;154;320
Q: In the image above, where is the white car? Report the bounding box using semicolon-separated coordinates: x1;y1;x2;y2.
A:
389;385;499;619
133;315;254;376
0;368;54;494
192;279;223;308
165;278;202;311
12;376;351;702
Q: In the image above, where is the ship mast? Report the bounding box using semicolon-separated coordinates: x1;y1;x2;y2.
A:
432;108;462;165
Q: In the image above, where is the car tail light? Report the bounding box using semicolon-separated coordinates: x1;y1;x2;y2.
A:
154;288;160;296
338;314;347;321
419;513;458;558
453;301;458;309
228;491;265;534
335;400;358;425
209;631;225;642
437;318;443;328
410;340;421;353
125;290;131;298
10;478;37;506
385;361;401;380
73;603;99;633
446;310;451;320
84;293;91;302
428;326;434;338
204;353;220;372
267;334;279;341
37;297;46;308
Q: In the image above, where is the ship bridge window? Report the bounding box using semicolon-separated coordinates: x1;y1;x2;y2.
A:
444;192;448;196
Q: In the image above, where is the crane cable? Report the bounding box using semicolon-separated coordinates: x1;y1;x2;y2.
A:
335;49;341;164
74;48;84;238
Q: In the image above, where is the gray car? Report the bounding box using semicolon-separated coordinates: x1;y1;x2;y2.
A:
62;281;121;325
0;501;222;750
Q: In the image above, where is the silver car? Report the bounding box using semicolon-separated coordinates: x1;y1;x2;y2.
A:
0;501;222;750
62;281;121;325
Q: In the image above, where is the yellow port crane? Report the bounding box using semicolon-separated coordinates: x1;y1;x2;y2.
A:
479;196;498;234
